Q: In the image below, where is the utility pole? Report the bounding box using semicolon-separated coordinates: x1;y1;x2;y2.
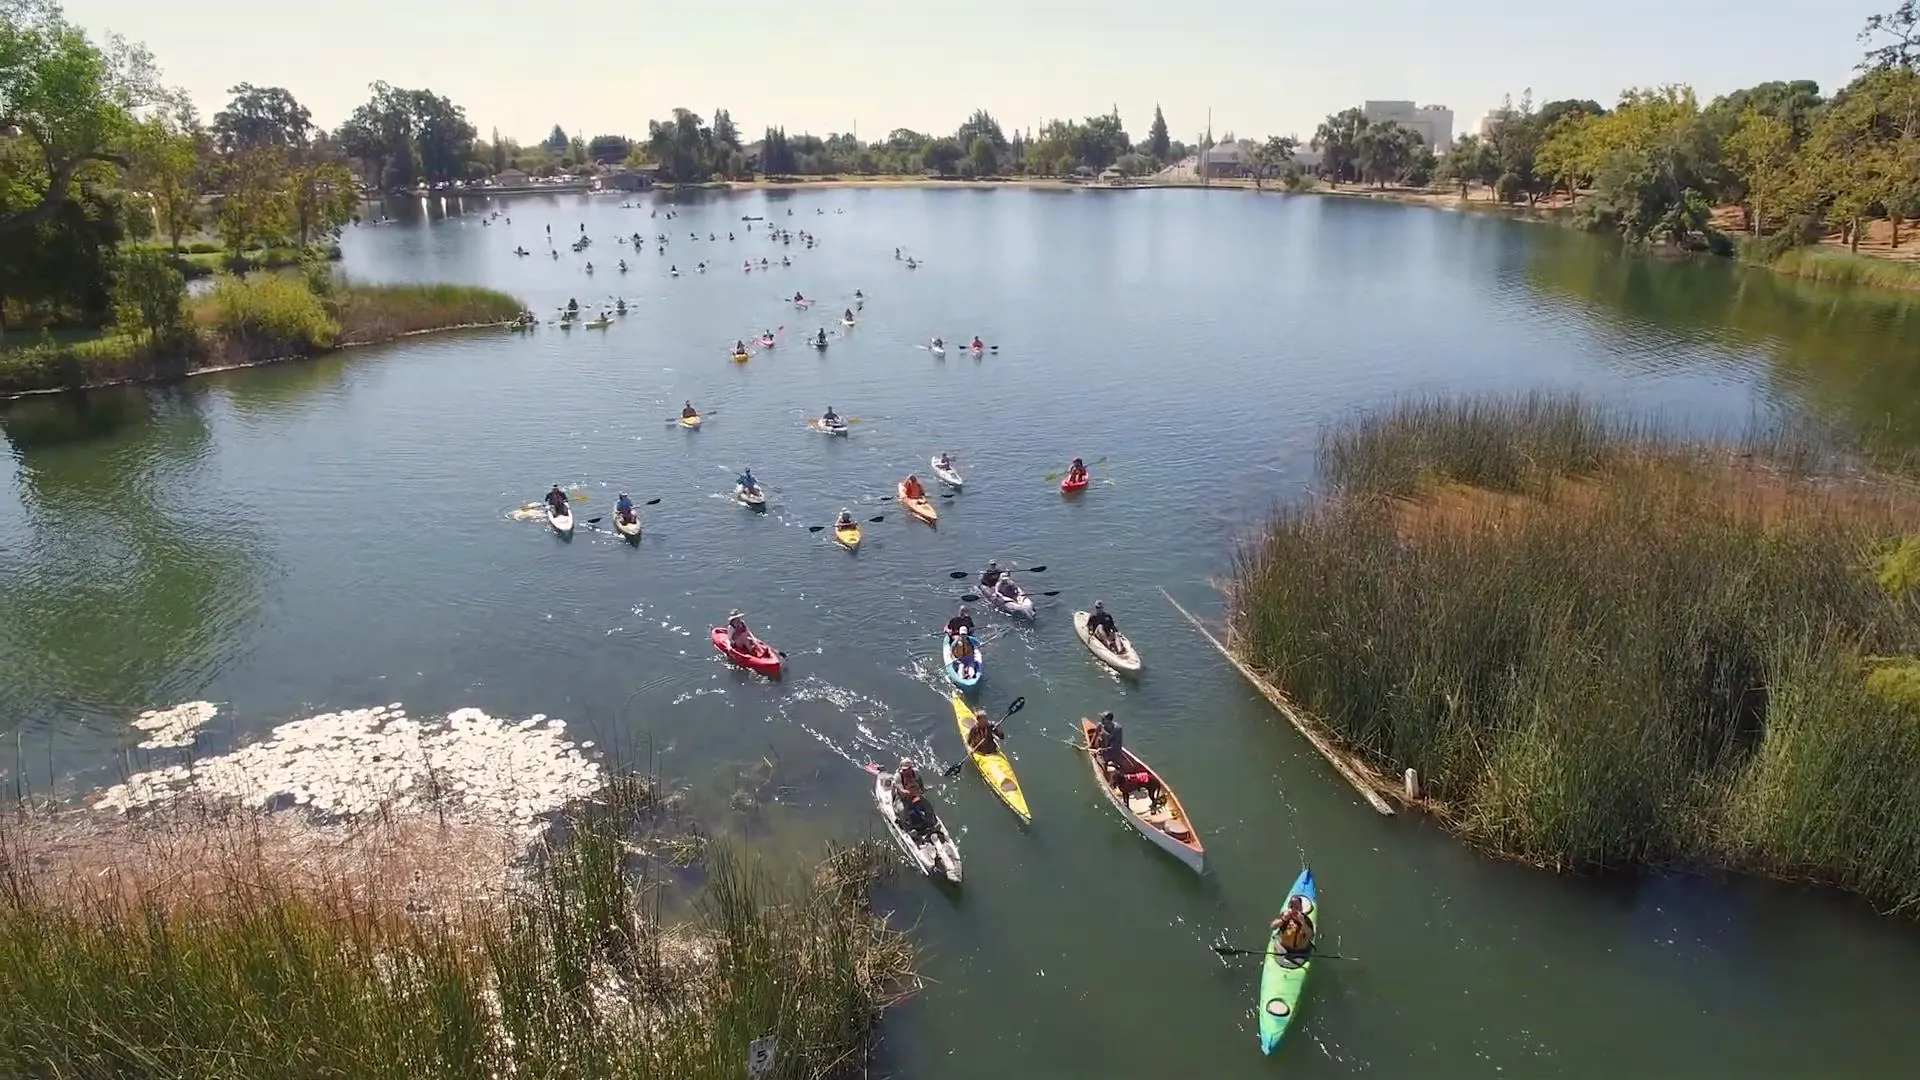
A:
1203;108;1212;186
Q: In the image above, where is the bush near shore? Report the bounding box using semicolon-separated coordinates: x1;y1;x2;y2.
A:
0;782;915;1078
0;274;521;396
1232;395;1920;913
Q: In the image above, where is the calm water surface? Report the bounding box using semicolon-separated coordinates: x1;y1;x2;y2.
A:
6;188;1920;1077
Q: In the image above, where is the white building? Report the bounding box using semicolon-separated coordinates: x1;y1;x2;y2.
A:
1363;101;1455;154
1478;109;1513;139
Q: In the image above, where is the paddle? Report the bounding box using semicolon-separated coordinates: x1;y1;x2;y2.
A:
960;591;1060;603
806;516;886;532
878;492;955;502
1045;457;1108;482
949;566;1047;578
942;695;1027;776
1210;945;1356;961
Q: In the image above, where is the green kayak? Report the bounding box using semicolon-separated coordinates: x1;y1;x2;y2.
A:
1258;867;1317;1054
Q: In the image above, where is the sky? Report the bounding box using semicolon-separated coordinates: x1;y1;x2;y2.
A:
65;0;1891;146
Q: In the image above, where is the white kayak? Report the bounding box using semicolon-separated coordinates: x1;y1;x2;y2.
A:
981;578;1035;619
1073;610;1141;673
931;456;964;488
873;770;962;884
735;484;767;507
547;505;575;535
929;342;946;356
614;513;641;539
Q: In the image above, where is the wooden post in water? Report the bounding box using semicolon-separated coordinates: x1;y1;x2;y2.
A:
1160;587;1395;816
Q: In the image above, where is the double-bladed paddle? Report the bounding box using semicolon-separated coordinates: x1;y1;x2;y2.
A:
1210;945;1356;961
806;515;886;532
960;591;1060;603
1044;457;1108;482
942;695;1026;777
949;566;1046;579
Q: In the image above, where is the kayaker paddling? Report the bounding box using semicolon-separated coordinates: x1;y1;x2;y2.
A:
836;508;857;529
821;405;844;429
947;632;979;679
979;560;1002;589
897;759;924;798
1066;458;1089;485
964;708;1003;755
902;474;927;501
815;328;829;348
682;400;699;419
726;610;757;654
1086;601;1122;652
945;605;975;638
615;492;637;527
737;468;761;497
544;485;569;515
1272;895;1315;956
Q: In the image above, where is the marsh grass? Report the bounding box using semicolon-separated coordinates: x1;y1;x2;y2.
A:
1233;394;1920;912
1767;247;1920;293
330;281;525;345
0;782;914;1078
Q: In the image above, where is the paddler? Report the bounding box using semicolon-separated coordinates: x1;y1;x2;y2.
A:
1090;710;1125;767
936;451;955;471
836;508;857;529
931;337;944;351
793;292;805;304
737;467;760;496
726;610;756;653
544;485;569;515
822;405;841;427
898;759;924;797
843;308;855;322
815;328;828;347
1086;601;1121;650
1272;895;1315;956
949;632;978;678
902;473;927;501
995;577;1022;602
970;336;985;351
945;605;975;639
615;492;637;526
965;708;1003;755
979;561;1003;589
854;289;865;301
1067;457;1088;484
682;400;699;419
566;297;579;313
903;790;936;834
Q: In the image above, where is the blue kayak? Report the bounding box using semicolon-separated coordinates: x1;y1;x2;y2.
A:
941;632;982;690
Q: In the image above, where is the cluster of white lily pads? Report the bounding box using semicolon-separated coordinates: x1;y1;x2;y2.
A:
95;703;602;834
130;700;219;749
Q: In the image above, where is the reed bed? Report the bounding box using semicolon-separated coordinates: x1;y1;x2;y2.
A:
0;784;914;1078
1232;394;1920;913
1766;247;1920;293
329;281;525;345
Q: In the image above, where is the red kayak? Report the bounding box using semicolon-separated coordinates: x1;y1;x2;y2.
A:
712;626;783;677
1060;473;1089;494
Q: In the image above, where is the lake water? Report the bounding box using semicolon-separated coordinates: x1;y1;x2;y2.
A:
6;187;1920;1076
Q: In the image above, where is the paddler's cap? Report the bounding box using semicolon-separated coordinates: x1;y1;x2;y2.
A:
987;561;998;569
1100;711;1114;722
1094;600;1105;610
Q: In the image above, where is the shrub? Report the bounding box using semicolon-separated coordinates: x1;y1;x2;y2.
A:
201;273;338;351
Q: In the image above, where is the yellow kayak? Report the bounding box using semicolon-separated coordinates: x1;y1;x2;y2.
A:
732;352;751;363
834;522;862;550
951;692;1029;822
681;413;703;428
898;482;938;525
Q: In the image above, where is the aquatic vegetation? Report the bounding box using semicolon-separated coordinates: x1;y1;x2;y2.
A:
0;700;916;1077
1231;394;1920;913
128;700;217;749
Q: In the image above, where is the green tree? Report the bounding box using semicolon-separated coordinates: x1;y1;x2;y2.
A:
1436;134;1492;196
489;127;506;174
956;109;1007;154
212;83;312;153
1078;109;1130;169
0;155;123;329
543;125;568;153
1483;90;1549;205
289;159;356;247
0;0;162;240
1723;108;1797;234
922;137;964;175
586;135;630;162
1537;99;1608;129
215;146;289;256
1312;108;1368;184
1251;135;1296;188
1147;105;1171;162
965;134;998;176
1356;122;1419;187
646;109;712;183
128;110;202;250
111;246;185;346
712;109;740;151
760;127;794;175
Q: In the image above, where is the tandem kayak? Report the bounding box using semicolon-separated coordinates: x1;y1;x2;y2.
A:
873;768;961;884
951;692;1028;822
1079;717;1202;872
547;505;574;536
712;626;782;677
1073;610;1141;674
735;484;767;508
834;521;862;550
1258;868;1318;1055
941;632;982;690
930;456;964;488
1060;473;1089;494
614;513;642;540
898;483;938;525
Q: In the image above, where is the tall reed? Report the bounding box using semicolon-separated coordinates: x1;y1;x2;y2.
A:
1232;395;1920;912
0;792;914;1077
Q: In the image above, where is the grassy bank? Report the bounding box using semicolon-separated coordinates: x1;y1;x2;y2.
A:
139;241;343;279
1759;247;1920;292
0;276;522;396
1230;395;1920;913
0;784;913;1077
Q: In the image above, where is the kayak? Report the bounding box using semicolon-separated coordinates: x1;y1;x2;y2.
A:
735;484;766;508
808;418;850;437
898;482;938;525
980;578;1035;620
1258;869;1318;1054
941;632;982;690
681;414;703;429
841;317;856;327
951;692;1028;822
547;505;574;536
811;339;828;350
1060;473;1089;494
1079;717;1202;872
585;318;612;329
711;626;782;677
758;337;776;348
834;521;862;550
873;769;961;884
614;513;642;540
930;456;964;488
930;343;945;356
732;352;751;362
1073;610;1141;674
